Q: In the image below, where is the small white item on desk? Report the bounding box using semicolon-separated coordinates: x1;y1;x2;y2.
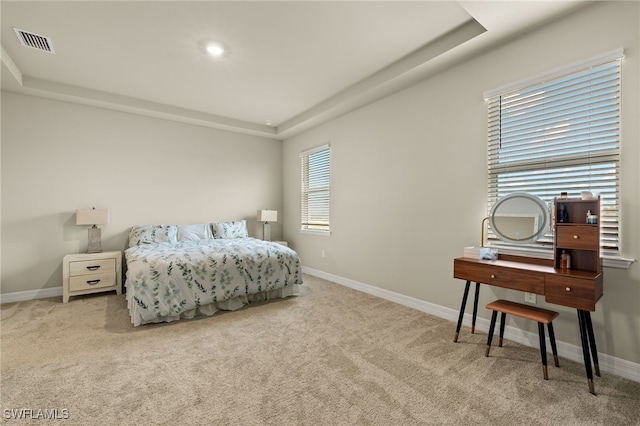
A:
464;246;498;260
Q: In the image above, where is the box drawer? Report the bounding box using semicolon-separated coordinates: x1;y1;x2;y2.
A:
545;274;603;311
69;258;115;276
69;272;116;291
556;225;598;250
454;260;544;294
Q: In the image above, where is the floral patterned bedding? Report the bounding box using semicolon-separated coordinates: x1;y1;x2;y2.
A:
124;237;302;326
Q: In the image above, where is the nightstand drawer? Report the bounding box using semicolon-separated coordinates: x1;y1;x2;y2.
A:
69;258;115;276
556;226;598;250
63;251;122;302
69;271;116;291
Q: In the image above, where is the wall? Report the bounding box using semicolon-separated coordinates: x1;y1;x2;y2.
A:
283;1;640;365
1;92;283;294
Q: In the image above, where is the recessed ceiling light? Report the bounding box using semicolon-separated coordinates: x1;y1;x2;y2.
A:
206;43;225;56
265;120;273;126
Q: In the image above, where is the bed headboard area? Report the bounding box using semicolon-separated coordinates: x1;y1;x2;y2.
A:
127;220;249;247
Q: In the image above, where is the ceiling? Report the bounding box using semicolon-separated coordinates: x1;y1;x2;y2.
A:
1;1;586;140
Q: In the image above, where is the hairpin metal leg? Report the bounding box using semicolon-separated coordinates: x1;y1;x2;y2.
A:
454;281;471;342
583;311;600;376
498;312;506;347
547;322;560;368
471;282;480;334
538;322;549;380
485;310;498;357
578;310;596;395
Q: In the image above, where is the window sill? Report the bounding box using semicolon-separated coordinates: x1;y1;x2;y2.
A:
603;256;635;269
300;229;331;236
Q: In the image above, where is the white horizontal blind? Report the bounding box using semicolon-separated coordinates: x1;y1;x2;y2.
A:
486;55;622;255
301;144;330;232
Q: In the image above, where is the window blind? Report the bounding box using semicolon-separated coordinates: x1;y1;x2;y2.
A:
486;53;622;255
301;144;330;233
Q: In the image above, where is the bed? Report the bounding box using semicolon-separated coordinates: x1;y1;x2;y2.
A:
124;222;303;326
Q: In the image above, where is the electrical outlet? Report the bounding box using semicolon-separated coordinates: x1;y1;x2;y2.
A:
525;292;536;304
321;250;325;258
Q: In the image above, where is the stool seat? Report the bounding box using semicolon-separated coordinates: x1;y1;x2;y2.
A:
485;299;560;380
486;300;559;324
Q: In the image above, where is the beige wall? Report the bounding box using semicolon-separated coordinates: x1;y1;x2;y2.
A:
283;1;640;364
1;93;283;294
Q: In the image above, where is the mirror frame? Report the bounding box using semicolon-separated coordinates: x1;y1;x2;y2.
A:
489;192;550;243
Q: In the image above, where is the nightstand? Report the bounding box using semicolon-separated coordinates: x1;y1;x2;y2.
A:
62;251;122;303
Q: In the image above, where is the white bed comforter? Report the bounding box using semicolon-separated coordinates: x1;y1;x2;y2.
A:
125;238;302;326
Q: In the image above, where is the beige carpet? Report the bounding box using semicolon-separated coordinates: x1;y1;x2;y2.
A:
1;274;639;425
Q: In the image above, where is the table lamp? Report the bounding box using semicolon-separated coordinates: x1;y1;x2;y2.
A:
76;208;109;253
257;209;277;241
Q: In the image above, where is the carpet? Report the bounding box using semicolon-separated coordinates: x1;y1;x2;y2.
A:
1;274;639;425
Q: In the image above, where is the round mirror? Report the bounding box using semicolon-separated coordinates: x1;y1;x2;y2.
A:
489;193;549;243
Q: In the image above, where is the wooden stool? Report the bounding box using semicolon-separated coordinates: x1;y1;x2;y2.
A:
485;299;560;380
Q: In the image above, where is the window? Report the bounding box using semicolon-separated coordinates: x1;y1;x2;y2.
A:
301;144;330;233
485;49;623;256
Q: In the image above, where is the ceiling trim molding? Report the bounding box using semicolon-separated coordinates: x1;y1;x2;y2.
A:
4;72;279;139
25;76;278;137
1;46;23;86
2;44;278;138
1;18;485;142
277;18;486;139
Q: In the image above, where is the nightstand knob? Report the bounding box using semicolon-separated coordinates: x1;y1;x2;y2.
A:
87;279;101;285
87;265;100;271
573;235;579;239
565;287;572;292
491;274;496;279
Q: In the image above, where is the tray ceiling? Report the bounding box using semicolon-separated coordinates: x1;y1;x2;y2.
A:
1;1;585;139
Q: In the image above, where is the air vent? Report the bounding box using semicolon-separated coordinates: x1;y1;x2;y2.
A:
13;28;55;54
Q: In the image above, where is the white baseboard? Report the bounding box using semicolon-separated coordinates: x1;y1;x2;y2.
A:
302;266;640;384
0;286;63;304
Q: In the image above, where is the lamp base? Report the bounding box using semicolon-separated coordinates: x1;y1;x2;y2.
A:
87;226;102;253
263;222;271;241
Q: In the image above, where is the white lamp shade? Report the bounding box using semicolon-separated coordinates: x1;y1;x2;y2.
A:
76;209;109;226
257;209;278;222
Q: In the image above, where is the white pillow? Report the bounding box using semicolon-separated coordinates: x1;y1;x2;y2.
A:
212;220;249;239
128;225;178;245
177;224;213;241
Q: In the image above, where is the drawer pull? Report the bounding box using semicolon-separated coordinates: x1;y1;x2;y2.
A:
490;274;496;279
86;265;101;271
86;279;101;285
565;287;572;292
573;235;579;239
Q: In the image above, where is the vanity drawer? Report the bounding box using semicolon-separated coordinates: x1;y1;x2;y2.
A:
556;225;598;250
545;274;603;311
69;271;116;291
69;258;116;277
454;260;544;294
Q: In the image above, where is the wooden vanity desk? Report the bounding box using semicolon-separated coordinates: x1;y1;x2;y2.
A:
453;198;603;395
453;195;604;394
453;254;603;394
